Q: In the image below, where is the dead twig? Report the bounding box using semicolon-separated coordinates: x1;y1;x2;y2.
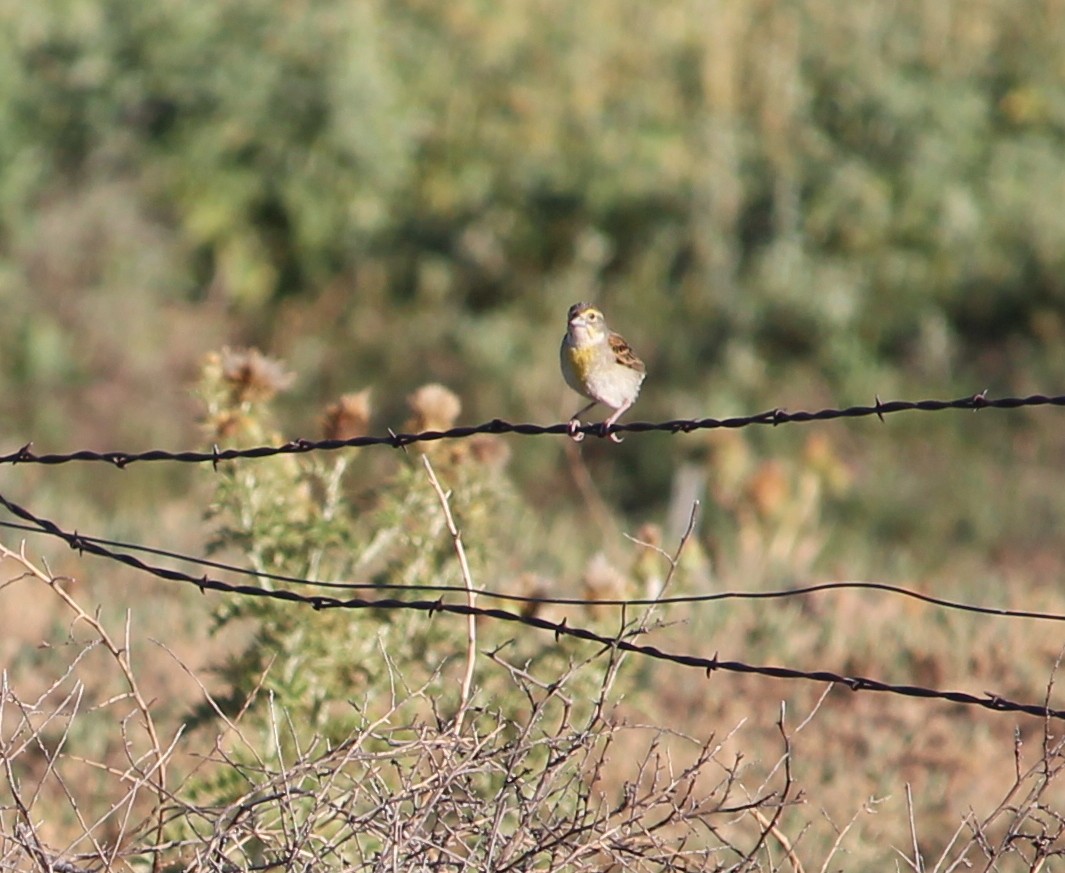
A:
422;456;478;734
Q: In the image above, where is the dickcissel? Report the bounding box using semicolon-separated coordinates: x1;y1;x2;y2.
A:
560;302;646;442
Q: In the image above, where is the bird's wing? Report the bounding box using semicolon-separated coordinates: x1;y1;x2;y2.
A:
608;331;646;373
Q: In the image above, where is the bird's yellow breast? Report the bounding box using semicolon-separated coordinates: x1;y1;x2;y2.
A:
561;342;599;398
566;343;596;374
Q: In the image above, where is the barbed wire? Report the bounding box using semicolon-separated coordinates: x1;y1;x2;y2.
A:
2;390;1063;468
2;492;1062;723
3;517;1064;624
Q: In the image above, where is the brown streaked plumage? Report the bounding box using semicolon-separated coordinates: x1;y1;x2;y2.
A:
560;302;646;443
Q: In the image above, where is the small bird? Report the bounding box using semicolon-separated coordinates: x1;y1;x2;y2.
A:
560;302;646;443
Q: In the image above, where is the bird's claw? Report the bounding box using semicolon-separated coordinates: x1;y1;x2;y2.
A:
569;419;624;443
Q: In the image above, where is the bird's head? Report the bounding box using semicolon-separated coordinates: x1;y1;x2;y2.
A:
566;302;608;346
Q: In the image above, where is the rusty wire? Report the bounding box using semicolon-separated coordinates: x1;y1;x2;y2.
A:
1;390;1063;468
2;490;1062;723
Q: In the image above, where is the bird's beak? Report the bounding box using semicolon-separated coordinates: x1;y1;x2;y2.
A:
569;313;586;329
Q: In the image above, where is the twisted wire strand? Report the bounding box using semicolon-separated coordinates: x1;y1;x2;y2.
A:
2;492;1062;722
2;391;1063;468
2;518;1063;623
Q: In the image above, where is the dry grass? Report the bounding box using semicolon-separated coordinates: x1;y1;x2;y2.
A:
1;542;804;872
4;505;1065;870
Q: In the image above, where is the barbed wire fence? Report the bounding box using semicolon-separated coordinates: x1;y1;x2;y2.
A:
2;490;1064;723
5;390;1065;870
4;517;1065;622
2;389;1062;468
1;390;1064;721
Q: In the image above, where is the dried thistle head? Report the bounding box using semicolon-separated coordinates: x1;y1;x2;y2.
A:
633;522;662;550
322;389;373;441
582;552;630;618
406;383;462;433
208;409;253;441
221;347;295;405
746;459;790;521
803;432;852;494
466;434;511;470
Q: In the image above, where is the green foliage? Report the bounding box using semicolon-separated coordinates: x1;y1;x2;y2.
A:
4;0;1065;378
3;0;1065;538
183;352;640;846
0;0;1059;667
196;354;455;738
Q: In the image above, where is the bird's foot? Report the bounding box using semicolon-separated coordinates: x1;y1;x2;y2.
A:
568;419;586;442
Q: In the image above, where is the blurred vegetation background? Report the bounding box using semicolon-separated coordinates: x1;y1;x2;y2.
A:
2;0;1065;545
3;0;1065;864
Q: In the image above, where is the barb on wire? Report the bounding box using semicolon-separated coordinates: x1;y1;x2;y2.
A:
1;492;1063;723
2;518;1064;624
2;391;1063;468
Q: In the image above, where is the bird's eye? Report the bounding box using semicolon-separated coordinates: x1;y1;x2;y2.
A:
587;311;599;321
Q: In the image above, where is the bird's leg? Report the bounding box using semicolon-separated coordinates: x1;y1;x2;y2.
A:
568;401;598;442
600;402;634;443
